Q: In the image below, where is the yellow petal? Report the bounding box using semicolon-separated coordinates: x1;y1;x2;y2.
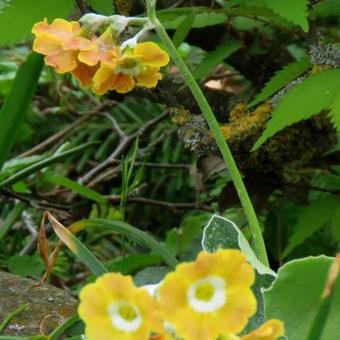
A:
45;50;78;73
136;67;162;88
33;33;61;55
113;73;135;94
134;42;170;67
92;64;116;95
241;320;285;340
61;36;92;51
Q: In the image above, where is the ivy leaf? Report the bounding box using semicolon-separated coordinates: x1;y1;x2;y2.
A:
202;215;276;332
248;57;312;108
264;0;309;31
85;0;114;15
329;91;340;132
0;0;74;46
253;69;340;150
282;197;339;258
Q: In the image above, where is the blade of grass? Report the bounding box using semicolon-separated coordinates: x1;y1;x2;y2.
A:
0;202;26;240
49;315;80;340
0;52;43;169
0;303;29;335
0;142;98;189
43;174;107;204
71;219;179;269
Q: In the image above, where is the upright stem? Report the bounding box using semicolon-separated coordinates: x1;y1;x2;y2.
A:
145;0;269;266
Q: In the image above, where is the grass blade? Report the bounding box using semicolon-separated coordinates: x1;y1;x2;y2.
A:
0;52;43;169
0;142;98;189
0;202;26;240
71;219;179;269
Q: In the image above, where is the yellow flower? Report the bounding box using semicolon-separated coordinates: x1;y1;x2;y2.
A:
78;273;163;340
241;320;285;340
158;249;257;340
32;18;92;73
92;42;169;95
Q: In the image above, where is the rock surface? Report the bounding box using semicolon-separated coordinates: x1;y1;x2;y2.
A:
0;271;77;336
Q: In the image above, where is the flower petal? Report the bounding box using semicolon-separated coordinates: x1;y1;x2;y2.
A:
71;62;98;86
136;67;162;88
45;50;78;73
241;319;285;340
134;42;170;67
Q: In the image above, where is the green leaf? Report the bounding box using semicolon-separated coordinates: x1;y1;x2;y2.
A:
0;52;43;169
282;197;339;258
247;57;312;108
264;0;309;31
85;0;114;15
253;69;340;150
202;215;276;332
313;0;340;17
193;39;242;79
43;174;108;205
331;201;340;242
0;142;98;189
0;0;74;46
71;219;179;269
158;8;227;29
0;202;26;240
329;91;340;132
172;10;195;48
264;256;340;340
6;255;44;276
134;266;171;286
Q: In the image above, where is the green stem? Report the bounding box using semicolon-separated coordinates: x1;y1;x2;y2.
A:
145;0;269;266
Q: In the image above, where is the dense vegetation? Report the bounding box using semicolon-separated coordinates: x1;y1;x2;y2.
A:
0;0;339;339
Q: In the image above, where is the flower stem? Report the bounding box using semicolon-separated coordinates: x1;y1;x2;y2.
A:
145;0;269;266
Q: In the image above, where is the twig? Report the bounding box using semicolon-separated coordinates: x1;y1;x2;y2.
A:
75;0;88;14
16;115;90;158
79;111;169;185
107;195;214;212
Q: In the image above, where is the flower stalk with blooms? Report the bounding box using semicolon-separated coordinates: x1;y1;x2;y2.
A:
31;14;169;94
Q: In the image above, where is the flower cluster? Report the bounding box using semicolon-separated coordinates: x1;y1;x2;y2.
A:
32;17;169;94
78;249;284;340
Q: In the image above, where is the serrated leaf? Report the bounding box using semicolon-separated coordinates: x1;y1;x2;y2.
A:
193;39;241;79
264;256;340;340
331;201;340;241
264;0;309;31
253;69;340;150
202;215;276;332
329;91;340;131
158;8;227;29
313;0;340;17
282;197;338;258
0;0;74;46
248;57;312;108
85;0;114;15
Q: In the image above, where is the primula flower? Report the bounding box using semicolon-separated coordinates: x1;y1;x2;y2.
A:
32;18;92;73
78;273;162;340
158;249;257;340
92;41;170;94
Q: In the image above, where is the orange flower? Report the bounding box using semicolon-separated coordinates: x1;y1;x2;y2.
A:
78;27;117;67
32;18;92;73
92;42;169;95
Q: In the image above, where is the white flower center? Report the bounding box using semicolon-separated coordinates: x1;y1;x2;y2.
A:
107;301;142;332
187;275;227;313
